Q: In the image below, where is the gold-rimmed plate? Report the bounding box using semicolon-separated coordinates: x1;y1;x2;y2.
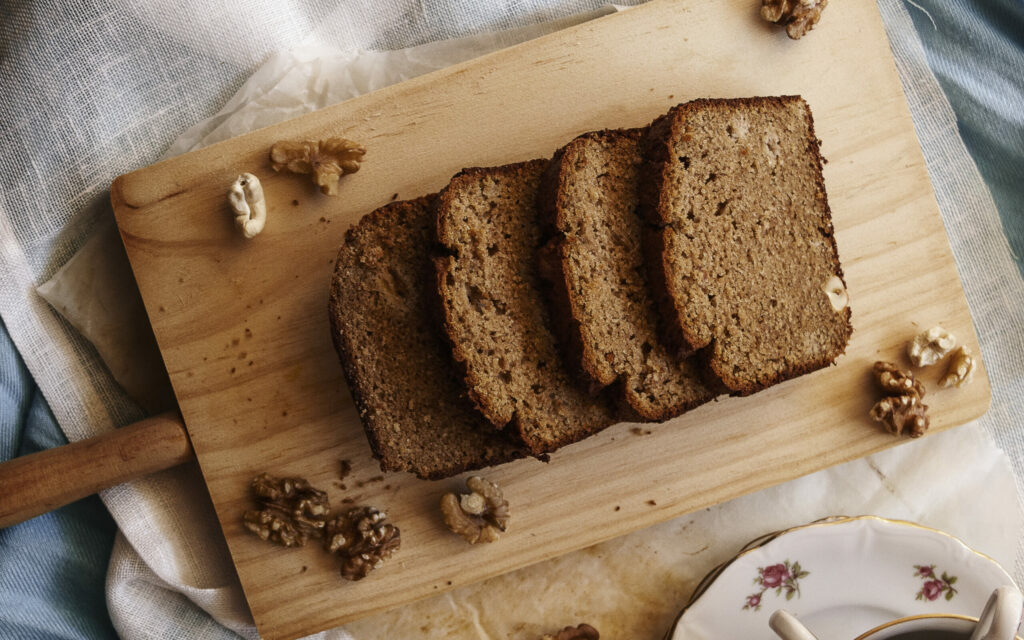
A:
668;516;1018;639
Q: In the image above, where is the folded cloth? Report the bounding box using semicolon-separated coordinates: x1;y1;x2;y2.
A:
0;319;118;640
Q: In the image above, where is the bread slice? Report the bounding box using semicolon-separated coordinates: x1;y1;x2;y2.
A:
329;196;525;479
538;129;717;421
435;160;617;455
641;96;852;394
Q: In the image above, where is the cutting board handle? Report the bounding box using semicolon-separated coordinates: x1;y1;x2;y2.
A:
0;412;193;529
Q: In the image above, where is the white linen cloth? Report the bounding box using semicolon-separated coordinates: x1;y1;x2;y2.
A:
1;1;1023;638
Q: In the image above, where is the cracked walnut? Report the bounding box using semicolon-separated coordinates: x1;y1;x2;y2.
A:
870;361;930;438
270;138;365;196
324;506;401;581
761;0;828;39
243;473;331;547
441;476;509;544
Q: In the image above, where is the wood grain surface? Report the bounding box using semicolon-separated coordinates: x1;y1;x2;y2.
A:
110;1;991;638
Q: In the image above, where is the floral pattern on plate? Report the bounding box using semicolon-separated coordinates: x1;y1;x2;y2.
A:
743;560;809;611
914;564;959;602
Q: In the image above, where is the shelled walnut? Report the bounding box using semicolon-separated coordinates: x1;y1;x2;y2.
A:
243;473;331;547
870;361;930;438
540;624;600;640
907;326;957;367
441;476;509;544
870;394;930;438
940;346;976;389
761;0;828;39
324;506;401;581
873;361;925;398
270;138;365;196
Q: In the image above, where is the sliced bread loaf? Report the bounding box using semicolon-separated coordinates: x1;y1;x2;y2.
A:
329;196;525;479
538;129;716;421
641;96;852;394
435;160;617;455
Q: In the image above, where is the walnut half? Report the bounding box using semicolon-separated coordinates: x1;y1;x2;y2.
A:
243;473;331;547
441;476;509;544
761;0;828;39
873;361;925;399
907;326;957;367
939;345;975;389
540;624;600;640
270;138;365;196
870;361;930;438
324;506;401;581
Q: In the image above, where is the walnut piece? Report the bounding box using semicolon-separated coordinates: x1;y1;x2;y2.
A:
441;476;510;544
243;473;331;547
761;0;828;39
822;274;848;312
540;624;600;640
907;326;957;367
939;345;975;389
243;508;307;547
873;361;925;399
870;395;930;438
227;173;267;239
270;138;365;196
324;506;401;581
870;361;929;437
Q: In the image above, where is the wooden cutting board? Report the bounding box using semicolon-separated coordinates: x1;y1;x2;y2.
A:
111;1;991;638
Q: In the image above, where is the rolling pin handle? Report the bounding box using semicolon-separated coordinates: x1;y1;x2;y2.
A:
0;412;193;529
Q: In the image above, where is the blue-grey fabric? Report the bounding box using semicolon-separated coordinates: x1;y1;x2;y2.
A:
905;0;1024;277
0;317;118;640
0;0;1021;637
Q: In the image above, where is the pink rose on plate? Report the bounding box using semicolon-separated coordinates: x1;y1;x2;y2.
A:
761;563;791;589
922;580;944;601
747;594;761;609
917;566;934;577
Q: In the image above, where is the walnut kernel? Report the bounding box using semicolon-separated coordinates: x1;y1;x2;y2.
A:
873;361;925;399
907;326;957;367
540;624;600;640
228;173;267;239
324;506;401;581
441;476;509;544
243;508;307;547
823;274;848;312
870;361;929;437
870;395;929;438
761;0;828;39
244;473;331;547
270;138;365;196
939;345;975;389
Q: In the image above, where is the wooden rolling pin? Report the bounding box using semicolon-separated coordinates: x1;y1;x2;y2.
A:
0;412;193;528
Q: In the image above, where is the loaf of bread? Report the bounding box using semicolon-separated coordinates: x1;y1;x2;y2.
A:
537;129;716;420
435;161;617;456
641;96;852;394
328;197;525;479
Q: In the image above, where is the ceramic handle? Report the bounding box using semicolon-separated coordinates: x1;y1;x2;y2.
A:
0;412;193;528
971;586;1024;640
770;610;820;640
